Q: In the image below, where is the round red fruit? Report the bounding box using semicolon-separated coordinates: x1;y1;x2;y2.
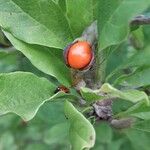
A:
66;41;93;70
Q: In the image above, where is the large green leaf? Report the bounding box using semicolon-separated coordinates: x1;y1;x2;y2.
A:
0;48;18;73
0;114;18;134
125;128;150;150
58;0;66;13
35;101;68;126
100;83;149;105
80;83;149;105
97;0;150;50
122;46;150;68
115;67;150;88
0;72;57;121
132;120;150;133
132;111;150;120
115;100;150;119
0;132;17;150
106;46;150;82
105;42;130;78
112;99;133;115
0;0;73;49
44;122;69;145
66;0;97;37
95;122;112;144
64;101;95;150
93;122;124;150
3;31;72;86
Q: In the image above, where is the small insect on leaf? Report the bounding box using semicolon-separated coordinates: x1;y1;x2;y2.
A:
54;85;70;94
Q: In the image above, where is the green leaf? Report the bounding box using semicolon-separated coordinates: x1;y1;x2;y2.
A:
0;114;18;134
122;46;150;68
94;122;124;150
0;72;57;121
126;103;150;120
80;87;104;102
64;101;95;150
24;144;49;150
115;67;150;88
44;122;69;145
132;111;150;120
99;83;150;118
132;120;150;133
105;43;129;78
95;122;112;144
115;100;150;119
130;27;144;50
35;101;68;126
0;29;9;46
100;83;149;105
3;31;72;87
97;0;150;50
66;0;97;37
125;128;150;150
107;140;125;150
52;0;59;4
0;48;18;73
0;0;73;49
0;132;17;150
106;46;150;82
112;99;133;115
143;21;150;46
58;0;66;13
80;83;149;106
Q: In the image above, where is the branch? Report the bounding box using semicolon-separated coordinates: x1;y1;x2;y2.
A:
131;15;150;26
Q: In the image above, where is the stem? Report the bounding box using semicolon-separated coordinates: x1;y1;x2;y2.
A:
81;21;98;46
88;116;96;125
82;106;93;113
131;15;150;26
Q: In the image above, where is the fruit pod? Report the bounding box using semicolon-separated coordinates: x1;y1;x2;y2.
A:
63;21;97;71
63;40;94;71
81;21;98;46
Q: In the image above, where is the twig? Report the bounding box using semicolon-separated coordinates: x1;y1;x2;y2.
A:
131;15;150;26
